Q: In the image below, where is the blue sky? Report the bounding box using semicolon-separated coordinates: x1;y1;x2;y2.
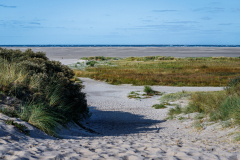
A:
0;0;240;45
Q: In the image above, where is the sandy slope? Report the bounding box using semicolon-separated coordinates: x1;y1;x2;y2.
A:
1;77;240;160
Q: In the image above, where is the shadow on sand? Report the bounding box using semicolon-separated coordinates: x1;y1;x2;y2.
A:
60;106;166;138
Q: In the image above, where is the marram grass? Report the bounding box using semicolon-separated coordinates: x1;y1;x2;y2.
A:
166;76;240;140
0;48;89;137
0;59;28;91
27;105;62;137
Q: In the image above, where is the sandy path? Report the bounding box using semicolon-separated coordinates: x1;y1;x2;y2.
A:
1;78;240;159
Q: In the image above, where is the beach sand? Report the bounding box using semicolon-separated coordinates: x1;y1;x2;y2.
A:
1;48;240;159
1;77;240;159
4;47;240;60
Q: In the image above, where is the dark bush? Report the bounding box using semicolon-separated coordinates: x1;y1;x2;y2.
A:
86;61;98;67
144;85;154;95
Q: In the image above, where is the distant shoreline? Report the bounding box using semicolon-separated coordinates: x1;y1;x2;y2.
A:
2;47;240;59
1;45;240;47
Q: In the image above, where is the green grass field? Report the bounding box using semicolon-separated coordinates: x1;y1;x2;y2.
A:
73;56;240;86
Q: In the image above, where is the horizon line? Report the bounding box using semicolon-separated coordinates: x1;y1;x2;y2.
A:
1;44;240;47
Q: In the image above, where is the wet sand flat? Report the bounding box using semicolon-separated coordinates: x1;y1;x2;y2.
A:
4;47;240;60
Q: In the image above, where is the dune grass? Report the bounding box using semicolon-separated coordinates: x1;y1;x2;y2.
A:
167;76;240;139
4;119;30;135
0;48;89;137
21;103;63;137
74;56;240;86
160;90;192;102
0;59;28;92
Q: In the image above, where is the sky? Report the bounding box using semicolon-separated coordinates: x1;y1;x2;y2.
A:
0;0;240;45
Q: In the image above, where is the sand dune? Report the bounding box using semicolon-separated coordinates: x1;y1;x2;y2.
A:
1;77;240;159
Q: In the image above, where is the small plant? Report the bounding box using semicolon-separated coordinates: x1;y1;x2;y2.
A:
86;61;97;67
178;116;186;120
161;101;176;106
193;120;204;130
4;119;30;135
168;105;183;117
143;86;163;96
194;113;205;120
127;91;141;99
0;108;20;118
128;89;163;100
130;91;136;94
152;103;167;109
220;120;234;128
144;85;154;95
160;91;192;102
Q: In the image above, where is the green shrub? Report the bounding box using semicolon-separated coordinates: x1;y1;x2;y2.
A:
86;61;97;67
0;48;89;136
144;85;154;95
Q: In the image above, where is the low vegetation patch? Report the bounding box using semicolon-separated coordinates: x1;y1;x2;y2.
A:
4;119;30;135
128;86;164;100
166;76;240;140
152;103;167;109
0;108;20;118
160;90;192;102
167;104;183;119
127;91;141;99
73;56;240;86
80;56;120;61
86;61;98;67
143;85;163;96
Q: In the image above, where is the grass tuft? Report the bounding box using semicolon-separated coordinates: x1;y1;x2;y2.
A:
144;85;154;95
0;108;20;118
168;104;183;117
192;120;204;130
160;91;192;102
4;119;30;135
152;103;167;109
